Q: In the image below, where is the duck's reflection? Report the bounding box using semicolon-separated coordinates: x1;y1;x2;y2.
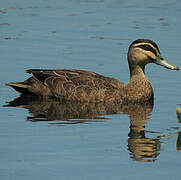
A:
125;105;160;162
176;132;181;151
5;95;160;162
176;106;181;151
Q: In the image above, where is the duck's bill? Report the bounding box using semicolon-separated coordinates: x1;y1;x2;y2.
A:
154;54;179;70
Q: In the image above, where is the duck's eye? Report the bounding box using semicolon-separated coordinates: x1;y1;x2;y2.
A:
144;45;151;50
138;45;152;51
137;44;157;56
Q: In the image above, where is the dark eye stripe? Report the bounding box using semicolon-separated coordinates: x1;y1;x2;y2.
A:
137;45;158;56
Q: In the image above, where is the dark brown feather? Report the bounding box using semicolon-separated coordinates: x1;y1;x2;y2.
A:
7;69;126;103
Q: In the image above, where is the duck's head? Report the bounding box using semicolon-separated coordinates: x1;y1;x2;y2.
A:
128;39;179;72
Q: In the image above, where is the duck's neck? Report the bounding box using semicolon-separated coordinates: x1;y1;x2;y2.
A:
129;64;145;79
125;65;153;103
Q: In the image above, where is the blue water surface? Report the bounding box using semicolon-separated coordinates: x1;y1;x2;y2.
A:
0;0;181;179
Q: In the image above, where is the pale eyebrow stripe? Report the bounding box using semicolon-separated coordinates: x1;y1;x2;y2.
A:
134;43;159;55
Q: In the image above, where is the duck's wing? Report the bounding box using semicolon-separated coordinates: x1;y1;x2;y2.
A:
26;69;99;86
7;69;124;101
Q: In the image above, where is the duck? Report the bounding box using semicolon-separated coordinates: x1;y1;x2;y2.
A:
5;39;179;104
176;104;181;123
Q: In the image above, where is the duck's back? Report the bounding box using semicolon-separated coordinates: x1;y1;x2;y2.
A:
6;69;125;102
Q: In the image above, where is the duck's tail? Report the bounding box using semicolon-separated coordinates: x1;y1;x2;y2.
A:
5;82;34;95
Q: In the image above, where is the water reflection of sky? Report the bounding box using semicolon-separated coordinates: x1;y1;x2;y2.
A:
1;0;181;179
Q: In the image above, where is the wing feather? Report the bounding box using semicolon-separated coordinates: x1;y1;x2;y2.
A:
26;69;124;101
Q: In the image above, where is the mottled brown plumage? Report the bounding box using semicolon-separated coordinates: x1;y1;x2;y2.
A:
5;39;179;104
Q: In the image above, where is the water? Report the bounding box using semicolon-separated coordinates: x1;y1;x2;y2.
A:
1;0;181;179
